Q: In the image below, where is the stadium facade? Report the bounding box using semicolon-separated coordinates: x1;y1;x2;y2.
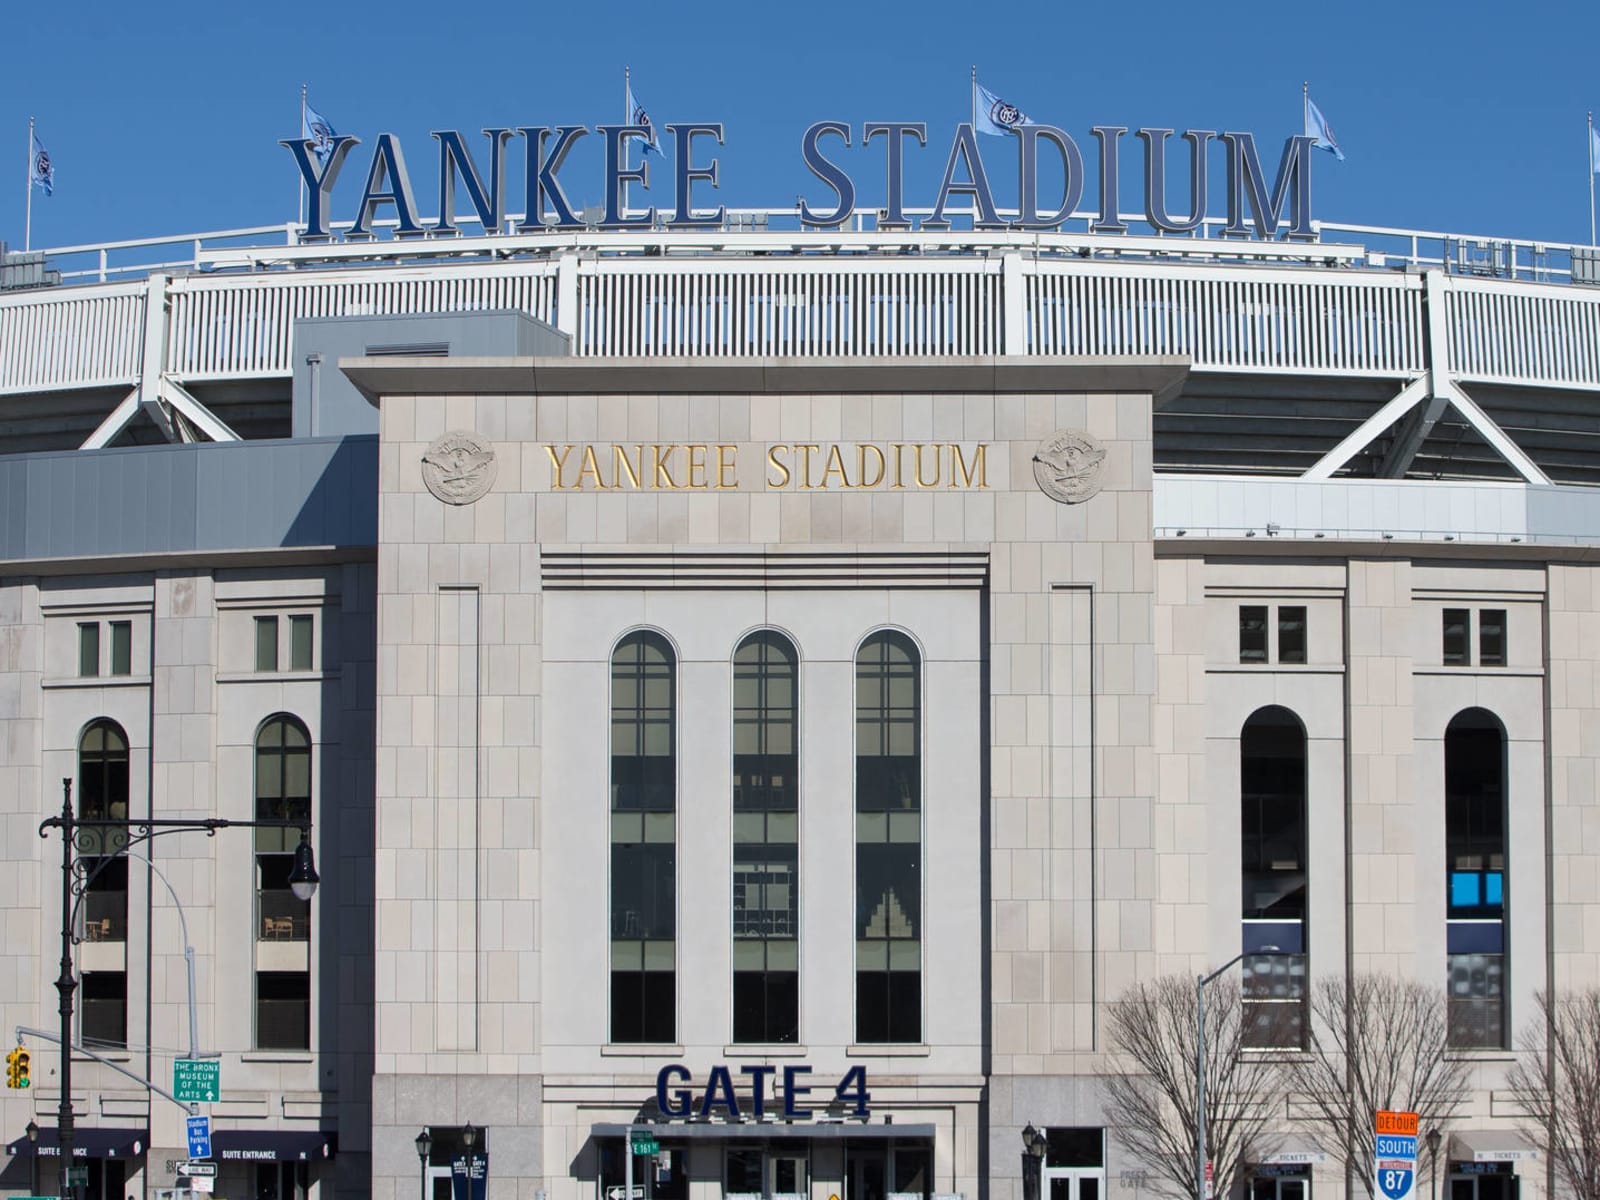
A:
2;130;1600;1200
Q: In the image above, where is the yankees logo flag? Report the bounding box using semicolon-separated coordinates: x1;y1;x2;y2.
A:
625;82;661;156
975;82;1035;136
302;101;339;167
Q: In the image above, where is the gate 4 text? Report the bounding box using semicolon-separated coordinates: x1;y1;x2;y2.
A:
656;1064;869;1121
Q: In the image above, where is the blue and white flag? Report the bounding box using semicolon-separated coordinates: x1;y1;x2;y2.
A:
1305;96;1344;161
975;82;1034;136
30;133;53;196
625;82;661;156
302;101;338;167
1591;125;1600;174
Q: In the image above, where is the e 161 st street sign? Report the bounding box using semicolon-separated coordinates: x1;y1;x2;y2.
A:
174;1059;220;1103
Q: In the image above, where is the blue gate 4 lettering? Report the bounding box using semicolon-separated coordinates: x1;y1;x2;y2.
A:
655;1063;870;1120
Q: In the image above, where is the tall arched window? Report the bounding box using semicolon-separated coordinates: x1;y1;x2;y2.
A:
732;631;799;1044
855;631;921;1044
255;714;311;1050
610;632;676;1044
1445;708;1507;1049
1240;706;1307;1049
78;720;129;1047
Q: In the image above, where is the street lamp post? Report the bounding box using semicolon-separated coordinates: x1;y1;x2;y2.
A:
1426;1128;1442;1200
416;1127;432;1200
25;1119;38;1196
1195;947;1284;1200
39;778;318;1200
1021;1122;1048;1200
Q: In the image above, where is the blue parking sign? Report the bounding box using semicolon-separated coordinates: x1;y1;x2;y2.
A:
187;1115;212;1161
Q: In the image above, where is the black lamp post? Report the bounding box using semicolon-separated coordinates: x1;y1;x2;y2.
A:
1021;1123;1048;1200
25;1119;38;1197
416;1127;432;1200
39;778;317;1200
463;1122;477;1155
1426;1128;1442;1200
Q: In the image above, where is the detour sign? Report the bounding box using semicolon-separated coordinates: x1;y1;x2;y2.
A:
1376;1111;1419;1136
1374;1111;1419;1200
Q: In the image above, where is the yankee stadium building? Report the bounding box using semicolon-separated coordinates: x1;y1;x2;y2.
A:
1;113;1599;1200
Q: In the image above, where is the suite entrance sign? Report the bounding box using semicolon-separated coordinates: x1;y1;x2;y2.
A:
1375;1110;1419;1200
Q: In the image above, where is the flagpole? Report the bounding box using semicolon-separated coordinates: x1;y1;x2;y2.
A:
971;65;977;130
623;66;631;218
1303;81;1309;136
298;84;307;231
1589;111;1595;247
24;116;34;254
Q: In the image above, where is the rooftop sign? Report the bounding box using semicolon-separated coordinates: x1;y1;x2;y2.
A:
282;122;1317;243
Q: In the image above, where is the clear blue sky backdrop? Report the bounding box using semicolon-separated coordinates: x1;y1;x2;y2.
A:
5;0;1598;250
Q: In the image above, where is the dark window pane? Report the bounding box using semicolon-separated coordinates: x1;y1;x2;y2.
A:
1241;708;1306;920
1446;711;1507;1048
886;971;921;1043
289;614;314;671
258;855;311;941
727;1149;764;1194
1447;952;1505;1049
256;971;309;1050
78;721;130;859
78;622;99;677
80;970;126;1047
1443;609;1470;666
611;971;676;1044
611;843;676;940
1239;606;1268;663
894;1148;931;1195
1277;606;1306;664
256;716;312;853
1479;609;1506;667
1044;1128;1105;1169
856;972;888;1044
734;971;799;1044
109;621;132;676
1242;952;1307;1049
255;615;279;672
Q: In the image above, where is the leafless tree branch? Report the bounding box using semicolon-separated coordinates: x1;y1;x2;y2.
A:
1506;989;1600;1200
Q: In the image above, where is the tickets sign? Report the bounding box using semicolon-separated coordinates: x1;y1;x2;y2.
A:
1375;1110;1419;1200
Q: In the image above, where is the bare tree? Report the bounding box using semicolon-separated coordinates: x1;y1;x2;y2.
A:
1506;989;1600;1200
1101;974;1285;1200
1284;974;1469;1197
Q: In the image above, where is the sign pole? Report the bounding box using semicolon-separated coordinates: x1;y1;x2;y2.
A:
625;1124;634;1200
25;116;34;253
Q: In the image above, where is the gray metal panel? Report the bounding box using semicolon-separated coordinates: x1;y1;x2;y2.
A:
0;437;376;564
291;310;569;438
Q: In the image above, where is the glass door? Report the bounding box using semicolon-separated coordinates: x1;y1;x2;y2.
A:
847;1150;887;1200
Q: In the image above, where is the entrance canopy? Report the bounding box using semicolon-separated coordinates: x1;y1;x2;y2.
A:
1448;1131;1539;1164
211;1130;338;1162
5;1128;146;1158
591;1123;935;1141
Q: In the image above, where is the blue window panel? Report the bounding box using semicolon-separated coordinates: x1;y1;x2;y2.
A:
1243;920;1304;954
1450;872;1481;908
1484;873;1503;907
1447;920;1504;954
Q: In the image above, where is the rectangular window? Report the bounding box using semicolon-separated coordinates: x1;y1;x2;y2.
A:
256;970;310;1050
78;622;100;677
257;855;311;942
1447;952;1504;1049
1277;606;1307;664
109;621;132;676
255;616;279;672
1239;606;1268;663
289;614;314;671
1479;609;1506;667
1442;609;1470;665
80;970;127;1048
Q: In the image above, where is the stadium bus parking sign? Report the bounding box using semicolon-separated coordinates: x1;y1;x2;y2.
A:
1375;1110;1419;1200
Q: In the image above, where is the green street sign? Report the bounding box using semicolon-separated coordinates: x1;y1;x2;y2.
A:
173;1058;221;1103
629;1133;659;1156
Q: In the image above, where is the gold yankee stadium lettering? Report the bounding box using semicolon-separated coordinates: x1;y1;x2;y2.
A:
542;443;988;491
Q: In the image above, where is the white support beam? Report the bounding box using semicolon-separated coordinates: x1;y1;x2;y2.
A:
1302;374;1431;480
136;273;177;442
1437;379;1550;486
159;379;240;444
1377;391;1452;478
80;388;143;449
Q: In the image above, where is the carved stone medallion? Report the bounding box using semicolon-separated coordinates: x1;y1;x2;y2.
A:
421;430;497;505
1032;429;1107;504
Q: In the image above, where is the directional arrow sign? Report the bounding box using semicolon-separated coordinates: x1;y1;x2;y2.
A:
173;1059;221;1103
186;1115;212;1161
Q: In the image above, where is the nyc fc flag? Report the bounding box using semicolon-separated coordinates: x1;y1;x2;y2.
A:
1305;96;1345;161
30;134;53;196
976;83;1034;136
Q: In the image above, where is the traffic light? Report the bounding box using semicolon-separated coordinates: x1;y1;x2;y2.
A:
13;1048;28;1089
4;1047;17;1089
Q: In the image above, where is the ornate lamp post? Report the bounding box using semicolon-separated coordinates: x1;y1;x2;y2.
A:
40;778;317;1200
1426;1128;1442;1200
416;1127;432;1200
26;1118;38;1196
1021;1122;1048;1200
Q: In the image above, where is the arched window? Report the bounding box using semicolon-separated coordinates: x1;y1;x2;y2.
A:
732;631;799;1044
255;715;311;1050
610;632;676;1044
1240;706;1307;1049
855;631;921;1044
1445;708;1507;1049
78;720;129;1047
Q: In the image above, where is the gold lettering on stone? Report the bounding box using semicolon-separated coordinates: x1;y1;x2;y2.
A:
577;444;606;490
766;445;791;488
653;445;678;489
613;444;643;490
857;444;886;488
952;443;987;489
717;445;738;489
545;444;573;489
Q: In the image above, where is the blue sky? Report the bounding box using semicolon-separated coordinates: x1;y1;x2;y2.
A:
5;0;1599;251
